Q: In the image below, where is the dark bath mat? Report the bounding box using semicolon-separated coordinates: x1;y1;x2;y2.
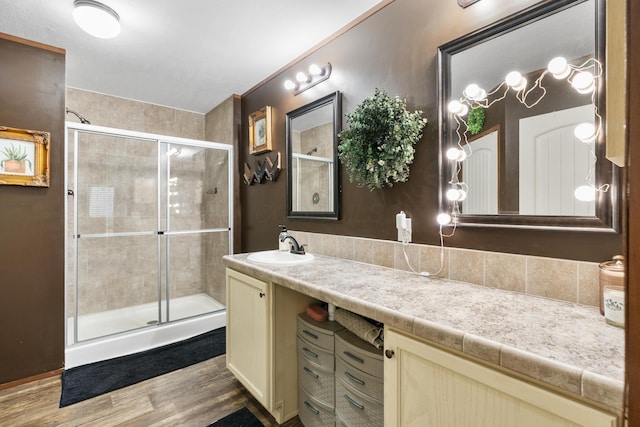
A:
208;407;264;427
60;327;225;407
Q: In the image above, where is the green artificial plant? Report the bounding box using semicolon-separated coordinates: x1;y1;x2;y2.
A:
338;88;427;191
467;107;485;135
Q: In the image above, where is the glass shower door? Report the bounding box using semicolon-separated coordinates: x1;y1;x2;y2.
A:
66;124;233;347
161;142;230;322
68;129;160;343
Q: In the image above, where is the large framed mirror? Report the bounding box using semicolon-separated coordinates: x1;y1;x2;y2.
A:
438;0;619;231
286;91;341;219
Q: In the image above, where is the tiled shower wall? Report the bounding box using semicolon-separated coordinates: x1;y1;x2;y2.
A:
288;230;606;308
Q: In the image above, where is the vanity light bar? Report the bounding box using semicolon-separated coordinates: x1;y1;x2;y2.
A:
283;62;332;96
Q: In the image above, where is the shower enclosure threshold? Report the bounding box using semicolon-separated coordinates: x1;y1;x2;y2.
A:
65;293;225;368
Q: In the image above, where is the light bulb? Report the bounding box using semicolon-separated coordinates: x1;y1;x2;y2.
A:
574;123;596;142
575;185;596;202
464;84;480;99
505;71;527;91
448;100;468;116
283;79;296;90
446;147;467;161
474;88;487;101
572;71;595;94
547;57;570;79
446;188;468;202
309;64;322;76
296;71;309;83
437;213;452;225
464;84;487;101
446;188;462;201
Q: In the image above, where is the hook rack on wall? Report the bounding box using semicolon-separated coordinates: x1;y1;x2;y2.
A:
243;152;281;185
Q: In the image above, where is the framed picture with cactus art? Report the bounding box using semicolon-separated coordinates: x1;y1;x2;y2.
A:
248;106;272;155
0;126;50;187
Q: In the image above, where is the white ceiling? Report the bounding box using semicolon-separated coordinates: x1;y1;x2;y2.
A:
0;0;383;114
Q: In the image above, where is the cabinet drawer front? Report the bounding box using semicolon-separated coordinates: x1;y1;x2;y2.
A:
336;356;383;402
297;315;339;351
336;378;383;427
336;413;351;427
298;355;335;407
298;335;335;370
298;385;336;427
335;330;383;379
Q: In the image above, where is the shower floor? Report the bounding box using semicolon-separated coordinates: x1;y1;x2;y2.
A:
67;293;225;344
65;293;226;368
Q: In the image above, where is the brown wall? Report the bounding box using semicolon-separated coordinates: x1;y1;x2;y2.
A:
0;35;65;384
239;0;623;262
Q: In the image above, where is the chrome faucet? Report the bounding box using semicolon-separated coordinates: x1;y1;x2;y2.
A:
280;234;306;255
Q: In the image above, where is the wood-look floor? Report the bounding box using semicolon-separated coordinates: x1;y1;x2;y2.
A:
0;355;303;427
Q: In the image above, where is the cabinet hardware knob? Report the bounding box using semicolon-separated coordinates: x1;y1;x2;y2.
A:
259;292;265;298
385;349;395;359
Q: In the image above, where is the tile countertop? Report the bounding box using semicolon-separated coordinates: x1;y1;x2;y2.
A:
223;253;625;411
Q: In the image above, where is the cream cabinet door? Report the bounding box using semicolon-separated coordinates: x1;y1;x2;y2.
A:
384;327;618;427
226;269;271;409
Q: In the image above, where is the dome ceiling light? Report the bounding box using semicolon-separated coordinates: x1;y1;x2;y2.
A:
73;0;121;39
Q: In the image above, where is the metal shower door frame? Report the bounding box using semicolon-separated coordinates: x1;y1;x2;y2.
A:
64;122;234;345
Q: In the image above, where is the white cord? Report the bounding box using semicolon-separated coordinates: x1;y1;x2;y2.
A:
402;226;447;277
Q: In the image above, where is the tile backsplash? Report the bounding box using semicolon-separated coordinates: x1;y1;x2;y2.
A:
288;230;602;308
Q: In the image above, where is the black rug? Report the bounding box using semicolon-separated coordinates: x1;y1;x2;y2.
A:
60;327;226;407
208;407;263;427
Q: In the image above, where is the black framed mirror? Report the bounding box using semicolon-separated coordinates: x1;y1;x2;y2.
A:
437;0;619;232
286;91;341;219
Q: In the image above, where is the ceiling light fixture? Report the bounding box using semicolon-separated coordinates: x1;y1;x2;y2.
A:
283;62;332;96
73;0;121;39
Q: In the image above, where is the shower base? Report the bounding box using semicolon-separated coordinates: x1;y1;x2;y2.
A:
65;293;225;368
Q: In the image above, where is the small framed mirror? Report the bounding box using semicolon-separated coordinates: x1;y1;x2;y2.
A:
286;91;341;219
438;0;619;231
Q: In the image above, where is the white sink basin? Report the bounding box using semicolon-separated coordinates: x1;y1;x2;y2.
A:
247;250;315;266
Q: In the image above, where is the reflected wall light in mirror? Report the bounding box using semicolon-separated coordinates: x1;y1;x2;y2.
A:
437;0;619;232
283;63;333;95
286;91;341;219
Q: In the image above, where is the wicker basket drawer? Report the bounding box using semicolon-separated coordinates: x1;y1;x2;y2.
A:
335;378;383;427
298;354;335;407
336;355;383;402
335;329;383;379
299;385;336;427
298;334;335;371
297;314;343;352
336;413;351;427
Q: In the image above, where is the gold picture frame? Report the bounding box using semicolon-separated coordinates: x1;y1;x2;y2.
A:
249;106;272;155
0;126;50;187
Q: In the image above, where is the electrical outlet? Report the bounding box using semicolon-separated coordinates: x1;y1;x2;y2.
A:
397;218;412;243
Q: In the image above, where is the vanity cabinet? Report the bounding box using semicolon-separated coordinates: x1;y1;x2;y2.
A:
384;327;618;427
226;268;315;424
